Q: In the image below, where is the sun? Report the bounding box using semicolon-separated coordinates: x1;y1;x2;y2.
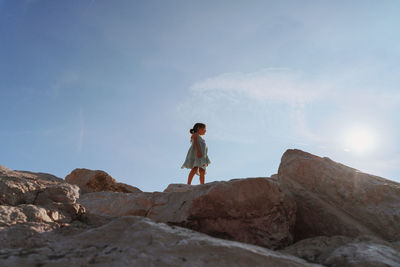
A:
343;126;376;154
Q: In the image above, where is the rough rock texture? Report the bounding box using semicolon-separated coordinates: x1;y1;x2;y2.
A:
282;235;353;263
0;165;66;206
163;183;193;193
65;168;142;194
325;239;400;267
0;216;317;267
79;178;297;249
278;149;400;242
282;235;400;267
0;165;64;183
0;166;86;249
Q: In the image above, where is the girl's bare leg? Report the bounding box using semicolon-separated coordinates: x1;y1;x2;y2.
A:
187;167;198;185
199;168;205;184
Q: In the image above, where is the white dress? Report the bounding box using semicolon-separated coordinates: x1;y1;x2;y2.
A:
181;135;211;175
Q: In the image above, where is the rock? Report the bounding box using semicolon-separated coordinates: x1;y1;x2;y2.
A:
0;216;318;266
0;167;68;206
0;223;58;250
281;235;352;263
45;202;86;223
35;183;80;205
0;165;86;239
270;174;279;182
278;149;400;242
65;168;142;194
0;165;64;184
325;236;400;267
326;243;400;267
282;235;400;266
0;204;55;226
13;170;65;184
0;176;40;205
163;183;193;193
79;178;297;249
79;191;155;217
0;205;28;226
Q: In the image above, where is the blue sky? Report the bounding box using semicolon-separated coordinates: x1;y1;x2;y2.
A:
1;0;400;191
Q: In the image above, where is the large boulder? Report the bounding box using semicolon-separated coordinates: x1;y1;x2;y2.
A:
0;216;317;266
278;149;400;242
65;168;142;194
79;178;297;249
0;165;86;245
0;165;65;206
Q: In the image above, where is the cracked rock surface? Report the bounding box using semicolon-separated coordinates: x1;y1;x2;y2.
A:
78;177;297;249
0;216;317;267
0;166;85;249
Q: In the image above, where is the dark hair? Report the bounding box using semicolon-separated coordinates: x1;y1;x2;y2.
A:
189;123;206;134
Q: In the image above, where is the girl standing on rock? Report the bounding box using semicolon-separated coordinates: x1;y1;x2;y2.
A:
181;123;211;185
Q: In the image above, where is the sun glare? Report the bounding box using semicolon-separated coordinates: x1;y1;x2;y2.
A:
343;126;376;154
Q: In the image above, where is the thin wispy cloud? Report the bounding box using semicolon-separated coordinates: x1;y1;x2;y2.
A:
190;68;400;108
180;68;333;144
190;68;331;106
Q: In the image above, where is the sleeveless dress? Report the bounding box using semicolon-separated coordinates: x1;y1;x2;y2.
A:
181;134;211;176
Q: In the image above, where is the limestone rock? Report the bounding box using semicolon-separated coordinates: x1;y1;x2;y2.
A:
0;204;53;226
0;216;318;266
65;168;142;194
0;165;86;240
0;176;40;205
0;165;64;184
35;183;80;205
79;178;297;249
0;167;67;206
278;149;400;241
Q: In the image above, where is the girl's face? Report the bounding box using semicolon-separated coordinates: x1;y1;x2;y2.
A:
198;126;207;135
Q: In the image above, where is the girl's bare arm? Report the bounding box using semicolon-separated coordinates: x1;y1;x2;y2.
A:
193;134;202;158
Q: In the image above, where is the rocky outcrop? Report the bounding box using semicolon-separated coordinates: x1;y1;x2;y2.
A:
278;149;400;242
0;165;67;206
0;216;316;266
282;235;400;266
0;166;86;249
0;165;315;266
79;178;297;249
2;147;400;266
65;168;142;194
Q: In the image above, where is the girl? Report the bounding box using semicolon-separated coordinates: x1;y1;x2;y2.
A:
181;123;211;185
